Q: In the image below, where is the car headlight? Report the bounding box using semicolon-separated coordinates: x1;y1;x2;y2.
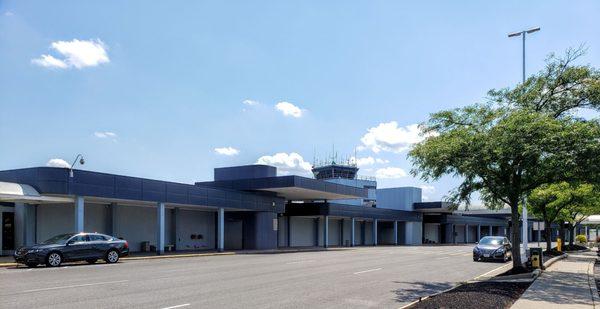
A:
473;247;480;253
496;247;505;253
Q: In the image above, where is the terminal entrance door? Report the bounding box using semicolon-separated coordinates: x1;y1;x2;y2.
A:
2;212;15;252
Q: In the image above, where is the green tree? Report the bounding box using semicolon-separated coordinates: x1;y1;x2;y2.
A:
409;50;600;270
528;182;598;251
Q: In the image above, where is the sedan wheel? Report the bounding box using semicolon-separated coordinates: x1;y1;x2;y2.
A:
46;252;62;267
105;250;119;263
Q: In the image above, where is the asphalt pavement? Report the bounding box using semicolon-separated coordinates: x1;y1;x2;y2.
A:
0;245;509;309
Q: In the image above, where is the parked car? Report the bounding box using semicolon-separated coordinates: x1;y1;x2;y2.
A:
473;236;512;262
13;232;129;267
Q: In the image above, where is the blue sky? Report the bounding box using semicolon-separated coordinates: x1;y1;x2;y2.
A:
1;1;599;202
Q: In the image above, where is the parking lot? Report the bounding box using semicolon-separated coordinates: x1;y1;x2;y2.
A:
0;245;509;309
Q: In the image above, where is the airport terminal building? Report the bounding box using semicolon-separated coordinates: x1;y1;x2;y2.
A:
0;163;550;255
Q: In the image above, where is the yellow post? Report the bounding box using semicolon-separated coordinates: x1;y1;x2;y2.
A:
557;238;562;252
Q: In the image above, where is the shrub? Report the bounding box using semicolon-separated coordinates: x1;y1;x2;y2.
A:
576;234;587;243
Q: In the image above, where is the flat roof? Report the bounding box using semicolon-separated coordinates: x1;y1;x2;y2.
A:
0;167;285;212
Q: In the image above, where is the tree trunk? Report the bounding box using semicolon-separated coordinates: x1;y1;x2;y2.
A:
510;204;523;270
545;220;552;253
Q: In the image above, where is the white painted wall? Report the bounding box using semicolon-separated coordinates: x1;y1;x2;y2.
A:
36;204;73;242
328;218;341;246
290;217;316;247
404;221;422;245
175;209;215;251
423;223;439;243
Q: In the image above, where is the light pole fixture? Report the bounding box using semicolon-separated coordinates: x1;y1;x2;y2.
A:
508;26;540;262
508;27;540;83
69;154;85;178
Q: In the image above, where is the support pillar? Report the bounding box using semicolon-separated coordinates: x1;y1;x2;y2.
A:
286;216;291;247
477;225;481;241
586;226;589;241
156;202;165;255
217;207;224;252
452;225;456;244
324;215;329;248
14;203;27;248
393;221;398;245
465;224;469;243
106;203;117;236
488;225;493;237
373;219;378;246
75;196;84;233
351;218;355;247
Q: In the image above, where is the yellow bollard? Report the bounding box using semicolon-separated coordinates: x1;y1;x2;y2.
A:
557;238;562;252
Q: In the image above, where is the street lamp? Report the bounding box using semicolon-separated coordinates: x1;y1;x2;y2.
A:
508;27;541;83
69;154;85;178
508;26;540;262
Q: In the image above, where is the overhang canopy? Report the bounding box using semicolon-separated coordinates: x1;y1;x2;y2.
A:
197;175;368;201
0;181;73;203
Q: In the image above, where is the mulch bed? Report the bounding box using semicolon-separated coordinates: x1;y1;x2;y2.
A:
408;281;531;309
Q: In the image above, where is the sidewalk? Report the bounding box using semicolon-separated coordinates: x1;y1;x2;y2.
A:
512;251;599;308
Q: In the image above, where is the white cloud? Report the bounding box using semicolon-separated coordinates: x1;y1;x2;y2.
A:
32;55;68;69
375;167;408;179
4;11;14;16
32;39;109;69
275;101;304;118
256;152;312;176
419;185;435;201
242;99;259;106
94;131;117;140
46;158;70;168
351;156;375;167
360;122;434;153
214;147;240;156
376;158;390;164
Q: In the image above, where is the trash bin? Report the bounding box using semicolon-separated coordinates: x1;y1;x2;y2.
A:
530;247;543;269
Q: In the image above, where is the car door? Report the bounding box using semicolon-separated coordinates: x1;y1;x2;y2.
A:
88;234;109;258
63;235;89;261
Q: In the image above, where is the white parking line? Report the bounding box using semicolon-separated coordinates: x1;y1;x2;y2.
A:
285;260;316;265
22;280;129;293
353;268;382;275
435;257;450;260
161;304;190;309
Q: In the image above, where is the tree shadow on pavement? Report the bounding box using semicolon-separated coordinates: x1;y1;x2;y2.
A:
392;281;455;303
518;269;594;306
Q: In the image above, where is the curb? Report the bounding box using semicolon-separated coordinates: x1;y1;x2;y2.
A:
543;253;567;268
122;251;236;261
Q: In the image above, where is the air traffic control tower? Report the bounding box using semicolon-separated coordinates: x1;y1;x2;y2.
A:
311;159;377;207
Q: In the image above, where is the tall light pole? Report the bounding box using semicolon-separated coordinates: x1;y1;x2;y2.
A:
508;26;540;262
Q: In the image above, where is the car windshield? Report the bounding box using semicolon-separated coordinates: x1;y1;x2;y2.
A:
42;234;77;245
479;237;503;245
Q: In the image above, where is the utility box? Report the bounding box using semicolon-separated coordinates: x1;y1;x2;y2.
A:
530;247;543;269
557;238;562;252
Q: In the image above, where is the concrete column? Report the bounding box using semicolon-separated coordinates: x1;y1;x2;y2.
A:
477;225;481;241
323;216;329;248
14;203;27;248
340;219;344;246
488;225;492;236
156;202;165;255
361;221;366;245
217;207;224;252
350;218;355;247
393;221;399;245
171;208;178;248
286;216;291;247
106;203;117;236
586;226;589;241
75;196;84;233
465;224;469;243
373;219;378;246
452;225;456;244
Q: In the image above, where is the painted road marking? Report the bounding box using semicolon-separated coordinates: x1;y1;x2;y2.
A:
473;263;511;280
21;280;129;293
435;257;450;260
353;268;382;275
285;260;316;265
161;304;191;309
